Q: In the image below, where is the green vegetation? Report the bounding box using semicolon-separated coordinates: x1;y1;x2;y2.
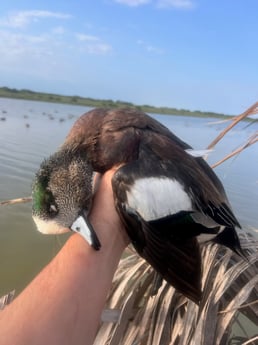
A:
0;86;231;119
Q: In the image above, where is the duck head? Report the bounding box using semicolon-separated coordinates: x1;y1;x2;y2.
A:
32;148;101;249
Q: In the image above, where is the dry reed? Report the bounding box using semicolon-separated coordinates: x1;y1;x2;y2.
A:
94;236;258;345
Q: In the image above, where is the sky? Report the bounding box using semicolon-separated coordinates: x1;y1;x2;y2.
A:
0;0;257;115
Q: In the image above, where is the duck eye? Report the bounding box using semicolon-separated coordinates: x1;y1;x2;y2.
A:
49;204;58;216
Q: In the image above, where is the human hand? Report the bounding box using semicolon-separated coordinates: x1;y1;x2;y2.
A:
89;168;130;250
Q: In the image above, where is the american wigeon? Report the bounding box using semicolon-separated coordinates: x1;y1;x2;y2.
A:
32;107;244;302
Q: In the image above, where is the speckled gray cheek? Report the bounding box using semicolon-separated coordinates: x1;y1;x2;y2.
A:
47;159;93;226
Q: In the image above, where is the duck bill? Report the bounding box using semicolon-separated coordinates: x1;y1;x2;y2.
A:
70;213;101;250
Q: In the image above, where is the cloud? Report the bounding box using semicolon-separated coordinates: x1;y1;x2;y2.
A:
0;28;80;83
75;33;99;42
75;33;112;54
114;0;151;7
75;34;112;54
0;6;112;63
146;45;164;54
156;0;195;9
83;43;112;54
0;30;52;61
0;10;72;29
113;0;195;8
52;26;66;35
0;28;112;64
137;39;164;54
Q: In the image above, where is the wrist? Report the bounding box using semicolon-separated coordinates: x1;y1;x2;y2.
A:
89;170;129;252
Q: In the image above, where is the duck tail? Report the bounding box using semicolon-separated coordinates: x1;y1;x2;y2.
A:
213;226;247;260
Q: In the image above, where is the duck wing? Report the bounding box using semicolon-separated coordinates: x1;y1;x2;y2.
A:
124;208;203;303
112;137;243;302
113;163;203;302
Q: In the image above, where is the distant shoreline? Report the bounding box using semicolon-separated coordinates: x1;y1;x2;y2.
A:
0;86;233;119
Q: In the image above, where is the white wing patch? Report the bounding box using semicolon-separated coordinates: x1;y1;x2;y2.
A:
126;177;192;221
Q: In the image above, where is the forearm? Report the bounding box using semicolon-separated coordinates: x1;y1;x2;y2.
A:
0;232;125;345
0;168;128;345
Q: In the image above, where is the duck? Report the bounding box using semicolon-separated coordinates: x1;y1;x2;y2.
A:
32;107;244;303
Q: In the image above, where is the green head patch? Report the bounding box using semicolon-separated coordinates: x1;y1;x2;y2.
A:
32;160;58;218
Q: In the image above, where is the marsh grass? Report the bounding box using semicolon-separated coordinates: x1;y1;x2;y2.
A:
94;235;258;345
208;101;258;168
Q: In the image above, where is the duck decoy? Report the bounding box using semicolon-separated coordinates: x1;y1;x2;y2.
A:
32;108;244;303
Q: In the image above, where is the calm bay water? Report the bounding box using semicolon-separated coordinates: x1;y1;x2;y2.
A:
0;97;258;298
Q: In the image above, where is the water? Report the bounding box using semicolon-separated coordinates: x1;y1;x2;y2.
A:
0;98;258;298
